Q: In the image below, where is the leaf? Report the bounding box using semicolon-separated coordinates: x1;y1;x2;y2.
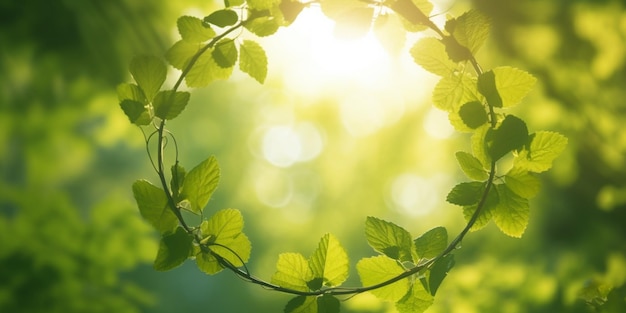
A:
153;227;193;271
201;208;251;266
180;156;220;214
308;233;349;288
505;166;541;198
333;7;374;39
357;255;410;302
245;13;281;37
471;124;492;167
396;281;434;313
271;253;314;292
225;0;245;6
514;131;568;173
210;232;251;267
449;9;490;53
129;55;167;102
493;184;530;237
177;16;216;43
132;180;178;234
320;0;368;21
212;39;238;68
239;40;268;84
196;250;223;275
280;0;306;25
492;66;537;107
432;73;482;112
165;40;201;70
486;115;528;161
365;216;414;262
185;49;234;88
152;90;190;120
414;227;448;260
317;294;340;313
410;37;457;76
117;83;146;103
390;0;433;33
477;70;503;108
284;294;340;313
204;9;239;28
120;99;151;125
170;163;186;201
247;0;280;11
462;184;499;231
428;254;455;295
455;151;488;181
458;101;488;129
446;182;484;206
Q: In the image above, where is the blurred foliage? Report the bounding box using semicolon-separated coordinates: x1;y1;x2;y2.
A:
1;0;625;312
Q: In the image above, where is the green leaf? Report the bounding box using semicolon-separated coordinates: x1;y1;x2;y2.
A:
446;182;484;206
449;9;490;54
225;0;245;6
280;0;306;25
365;216;414;262
284;294;340;313
239;40;268;84
271;253;314;292
410;37;457;77
514;131;568;173
492;66;536;107
309;233;349;288
152;90;190;120
212;39;238;68
458;101;487;129
165;40;201;70
414;227;448;260
477;70;503;108
204;9;239;28
154;227;193;271
317;294;340;313
432;73;482;112
247;0;280;10
396;282;434;313
455;151;488;180
505;166;541;198
185;49;234;88
486;115;528;161
471;124;492;167
170;163;186;201
120;99;151;125
357;255;410;302
333;7;374;39
177;16;216;43
494;184;530;237
245;13;281;37
181;156;220;214
389;0;433;33
129;55;167;102
132;180;178;234
201;209;251;267
117;83;146;103
196;250;223;275
428;254;455;296
462;184;499;231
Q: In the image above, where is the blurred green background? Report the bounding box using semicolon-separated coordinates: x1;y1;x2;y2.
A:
1;0;625;312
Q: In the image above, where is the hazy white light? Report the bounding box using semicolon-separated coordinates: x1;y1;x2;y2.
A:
339;91;406;137
261;123;324;167
424;108;454;139
391;174;439;216
252;165;293;208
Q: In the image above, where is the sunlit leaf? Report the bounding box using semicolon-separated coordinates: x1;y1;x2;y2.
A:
357;255;410;302
271;253;314;292
280;0;306;25
449;9;490;53
446;182;484;206
396;281;434;313
117;83;146;103
185;49;234;88
181;156;220;214
309;233;349;288
455;151;488;181
471;124;492;167
492;66;537;107
200;209;251;267
132;179;178;234
239;40;268;84
165;40;200;71
245;10;281;36
448;110;474;133
333;7;374;39
152;90;190;120
391;0;433;33
462;184;499;231
120;99;151;125
515;131;568;173
486;115;528;161
428;254;455;295
209;232;251;267
154;227;193;271
204;9;238;28
225;0;244;6
177;16;216;43
432;73;482;112
285;296;316;313
410;37;457;76
458;101;488;128
505;166;541;198
414;227;448;260
247;0;280;11
494;184;530;238
477;70;503;108
129;55;167;101
365;216;414;262
196;250;223;274
212;39;238;68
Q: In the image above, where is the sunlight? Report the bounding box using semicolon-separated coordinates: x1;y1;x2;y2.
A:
390;173;440;216
261;122;324;167
423;107;455;139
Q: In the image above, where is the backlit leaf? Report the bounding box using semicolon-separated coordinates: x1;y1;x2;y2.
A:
462;184;499;231
365;217;414;262
414;227;448;260
129;55;167;101
225;0;245;6
309;233;349;288
247;0;280;11
428;254;455;295
200;208;251;267
181;156;220;214
280;0;306;25
486;115;528;161
132;179;178;234
505;166;541;198
244;14;281;37
432;73;482;112
410;37;457;76
170;163;186;201
165;40;200;70
494;184;530;238
449;9;490;53
285;296;316;313
477;70;503;108
515;131;568;173
391;0;433;33
117;83;146;103
196;250;223;274
471;124;492;167
177;16;216;43
209;232;251;267
120;99;151;125
154;227;193;271
396;280;434;313
204;9;238;28
212;39;238;68
455;151;488;180
271;253;314;292
152;90;190;120
458;101;488;129
446;182;484;206
357;255;410;302
185;49;234;88
239;40;268;83
492;66;536;107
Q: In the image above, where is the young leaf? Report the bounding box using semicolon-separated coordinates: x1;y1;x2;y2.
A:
471;124;492;167
212;39;238;68
204;9;238;28
462;184;499;231
446;182;484;206
458;101;488;129
181;156;220;214
247;0;280;11
165;40;201;70
414;227;448;260
239;40;268;84
449;9;490;54
154;227;193;271
432;73;482;112
132;180;178;234
428;254;455;296
284;295;340;313
308;233;349;288
493;184;530;238
477;70;503;108
389;0;433;33
152;90;191;120
185;49;234;88
209;232;251;267
357;255;410;302
514;131;568;173
177;16;216;43
317;294;340;313
280;0;306;25
455;151;488;181
396;281;434;313
196;250;223;275
410;37;457;77
271;253;314;292
129;55;167;102
117;83;146;103
492;66;536;107
365;216;414;262
120;99;152;125
486;115;528;161
201;209;251;266
505;166;541;198
244;14;281;37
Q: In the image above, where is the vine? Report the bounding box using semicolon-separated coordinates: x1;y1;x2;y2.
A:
117;0;568;312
